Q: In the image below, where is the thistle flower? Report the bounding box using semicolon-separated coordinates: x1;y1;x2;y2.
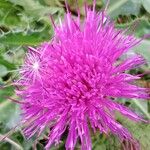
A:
15;1;149;150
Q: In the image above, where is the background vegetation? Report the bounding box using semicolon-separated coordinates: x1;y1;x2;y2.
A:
0;0;150;149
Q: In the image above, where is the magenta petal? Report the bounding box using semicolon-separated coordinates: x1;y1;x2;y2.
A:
13;2;150;150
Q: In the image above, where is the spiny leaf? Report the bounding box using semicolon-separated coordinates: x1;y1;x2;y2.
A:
132;40;150;66
0;55;16;70
118;116;150;150
0;65;8;77
116;17;150;37
8;0;63;17
107;0;141;18
0;30;51;46
0;0;13;9
142;0;150;14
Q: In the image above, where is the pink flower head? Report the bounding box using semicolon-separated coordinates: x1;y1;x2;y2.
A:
16;1;149;150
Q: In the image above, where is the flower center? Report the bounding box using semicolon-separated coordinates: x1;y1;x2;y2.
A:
32;62;39;70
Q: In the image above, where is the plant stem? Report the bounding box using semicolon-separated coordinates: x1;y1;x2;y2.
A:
0;134;23;150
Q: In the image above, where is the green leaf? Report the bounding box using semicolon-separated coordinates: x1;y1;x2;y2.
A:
0;90;19;128
6;105;21;129
142;0;150;13
92;133;120;150
134;18;150;37
107;0;141;18
43;0;63;6
0;0;13;9
132;99;150;119
0;101;16;123
8;0;63;17
116;17;150;38
115;18;150;66
0;0;22;27
132;40;150;66
0;86;14;102
118;116;150;150
94;144;106;150
0;55;16;70
27;7;62;17
0;31;51;46
8;0;45;10
0;65;8;77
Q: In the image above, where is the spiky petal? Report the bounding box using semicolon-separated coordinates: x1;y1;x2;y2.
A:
16;2;149;150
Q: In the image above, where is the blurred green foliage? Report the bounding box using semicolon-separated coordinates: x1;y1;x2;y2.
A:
0;0;150;149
